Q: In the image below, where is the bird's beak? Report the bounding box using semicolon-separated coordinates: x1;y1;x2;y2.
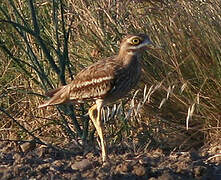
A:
147;41;163;51
142;39;163;50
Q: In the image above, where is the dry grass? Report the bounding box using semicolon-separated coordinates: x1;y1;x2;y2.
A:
0;0;220;152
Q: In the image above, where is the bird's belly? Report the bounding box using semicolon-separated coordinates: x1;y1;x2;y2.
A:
103;70;141;105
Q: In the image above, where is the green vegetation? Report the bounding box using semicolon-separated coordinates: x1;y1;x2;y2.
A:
0;0;220;152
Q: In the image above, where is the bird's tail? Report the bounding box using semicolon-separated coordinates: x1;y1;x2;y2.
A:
38;85;71;108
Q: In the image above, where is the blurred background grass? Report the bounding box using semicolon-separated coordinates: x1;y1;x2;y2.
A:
0;0;220;153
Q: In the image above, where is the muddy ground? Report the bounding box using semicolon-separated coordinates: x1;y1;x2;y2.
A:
0;141;220;180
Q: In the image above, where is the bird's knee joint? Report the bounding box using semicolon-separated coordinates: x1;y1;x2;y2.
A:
89;106;98;120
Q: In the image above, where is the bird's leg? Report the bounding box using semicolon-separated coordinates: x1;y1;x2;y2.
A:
89;104;107;162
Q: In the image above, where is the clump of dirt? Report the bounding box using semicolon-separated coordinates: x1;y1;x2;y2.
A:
0;141;220;180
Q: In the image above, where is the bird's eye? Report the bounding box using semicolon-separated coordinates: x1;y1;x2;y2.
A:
131;38;141;45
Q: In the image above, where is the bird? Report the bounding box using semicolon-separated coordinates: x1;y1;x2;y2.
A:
39;34;153;162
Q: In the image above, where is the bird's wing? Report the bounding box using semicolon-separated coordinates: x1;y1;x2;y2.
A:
38;58;121;108
69;58;121;100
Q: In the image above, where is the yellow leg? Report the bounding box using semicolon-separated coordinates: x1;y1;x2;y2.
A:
89;104;107;162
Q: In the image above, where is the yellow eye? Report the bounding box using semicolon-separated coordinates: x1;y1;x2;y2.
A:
131;38;141;45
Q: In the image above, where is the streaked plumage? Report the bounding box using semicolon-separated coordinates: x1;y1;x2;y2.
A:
39;34;153;162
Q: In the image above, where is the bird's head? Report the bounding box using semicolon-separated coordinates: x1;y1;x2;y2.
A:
119;34;153;56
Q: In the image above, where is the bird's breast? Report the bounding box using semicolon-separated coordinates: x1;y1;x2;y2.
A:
103;58;141;104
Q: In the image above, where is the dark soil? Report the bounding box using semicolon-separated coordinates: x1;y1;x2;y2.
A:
0;141;220;180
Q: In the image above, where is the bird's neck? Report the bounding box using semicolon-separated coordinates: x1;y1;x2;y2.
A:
117;50;140;66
